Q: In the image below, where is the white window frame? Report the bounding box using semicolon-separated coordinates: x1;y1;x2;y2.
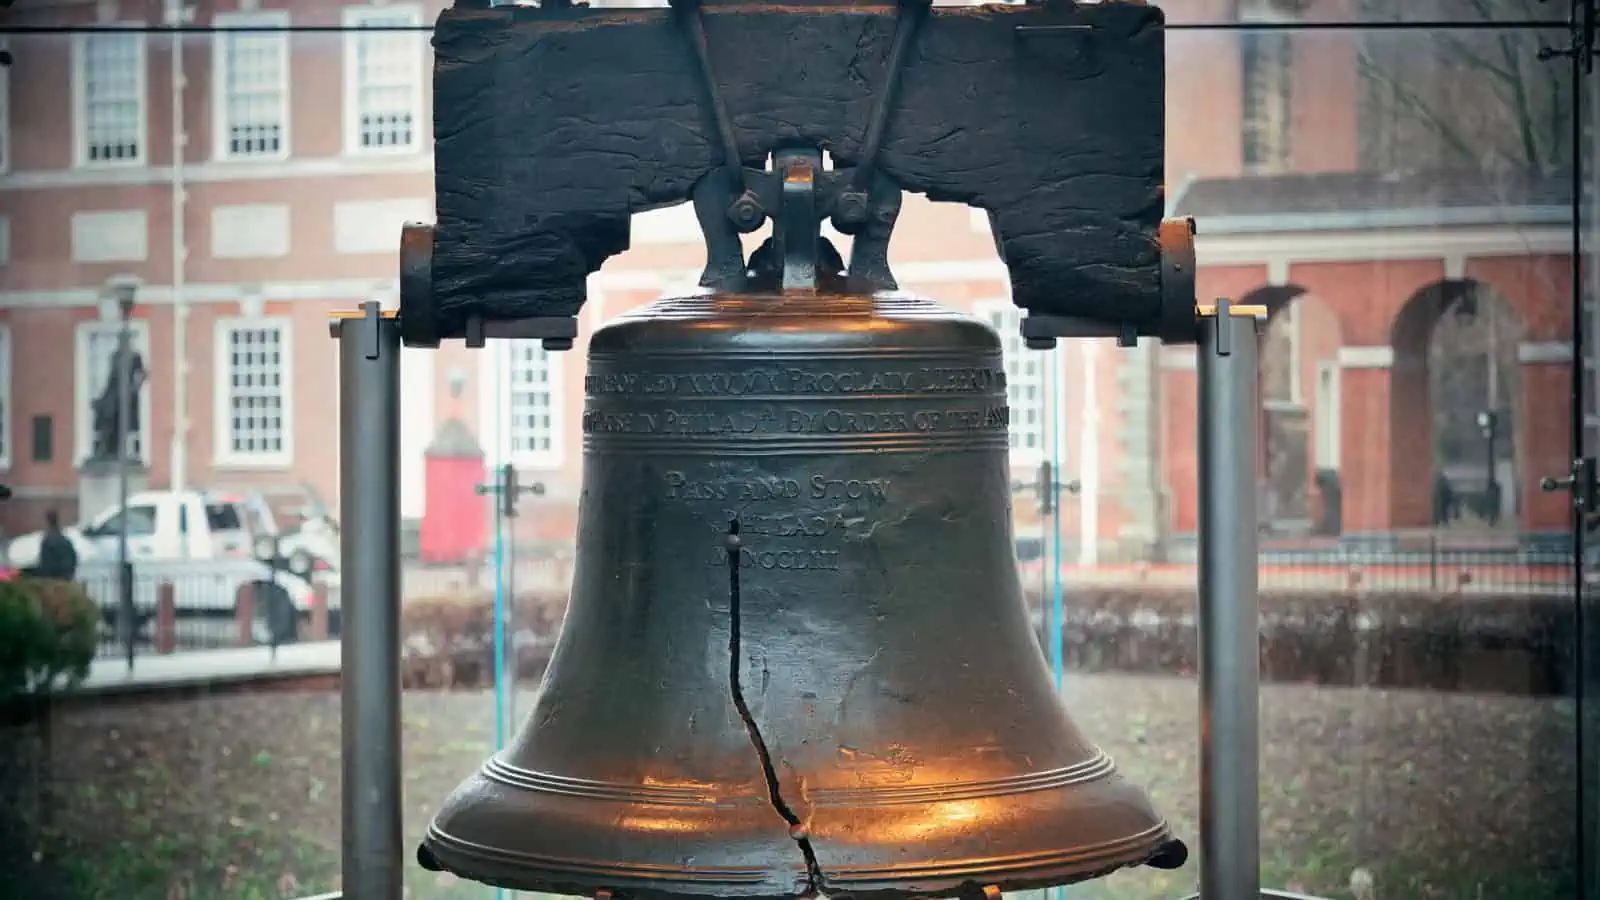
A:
212;316;295;469
0;325;11;470
1237;0;1295;175
975;300;1047;466
74;319;153;465
479;339;565;470
342;4;426;157
1314;359;1341;470
71;26;149;169
212;10;293;163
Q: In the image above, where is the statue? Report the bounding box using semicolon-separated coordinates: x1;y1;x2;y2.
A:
88;340;146;462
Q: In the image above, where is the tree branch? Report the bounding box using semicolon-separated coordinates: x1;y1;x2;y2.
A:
1437;32;1520;89
1356;51;1485;168
1494;30;1545;172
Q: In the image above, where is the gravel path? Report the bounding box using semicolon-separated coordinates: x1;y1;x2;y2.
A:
1;674;1577;900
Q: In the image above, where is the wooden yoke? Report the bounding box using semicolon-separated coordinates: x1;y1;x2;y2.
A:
400;0;1195;350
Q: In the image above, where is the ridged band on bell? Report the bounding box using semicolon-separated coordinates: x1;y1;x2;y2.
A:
421;290;1181;899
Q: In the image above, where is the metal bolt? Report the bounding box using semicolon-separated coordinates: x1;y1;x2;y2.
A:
833;191;869;228
726;191;766;233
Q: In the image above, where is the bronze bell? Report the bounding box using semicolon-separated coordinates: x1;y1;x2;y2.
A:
419;288;1185;899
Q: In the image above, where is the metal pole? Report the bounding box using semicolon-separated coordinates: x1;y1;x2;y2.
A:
1196;299;1263;900
500;464;518;754
167;0;191;493
116;288;135;672
335;301;404;900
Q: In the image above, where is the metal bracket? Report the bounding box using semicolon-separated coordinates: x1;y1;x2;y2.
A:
477;462;547;520
464;314;578;352
1538;0;1597;73
327;302;400;360
1541;456;1600;531
1021;315;1141;351
1009;460;1081;514
776;147;824;291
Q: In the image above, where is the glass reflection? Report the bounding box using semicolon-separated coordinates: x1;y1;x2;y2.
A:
0;5;1584;900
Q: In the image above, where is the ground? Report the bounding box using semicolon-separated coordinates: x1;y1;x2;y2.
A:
0;674;1578;900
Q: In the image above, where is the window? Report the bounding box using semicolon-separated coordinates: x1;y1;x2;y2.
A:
509;340;561;465
74;321;151;464
978;302;1046;461
31;415;52;464
483;340;564;468
1261;302;1301;407
214;319;293;467
214;12;291;160
0;326;10;469
74;30;147;166
88;504;158;539
1239;1;1294;172
344;5;425;154
205;503;244;532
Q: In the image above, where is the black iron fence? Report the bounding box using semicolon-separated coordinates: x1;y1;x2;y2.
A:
76;561;336;661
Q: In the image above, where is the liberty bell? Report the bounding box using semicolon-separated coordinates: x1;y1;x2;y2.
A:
417;0;1189;894
420;164;1185;900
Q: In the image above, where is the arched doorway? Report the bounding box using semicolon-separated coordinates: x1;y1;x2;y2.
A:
1389;279;1525;531
1252;284;1345;536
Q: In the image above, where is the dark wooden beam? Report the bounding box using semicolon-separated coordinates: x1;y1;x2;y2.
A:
423;0;1165;339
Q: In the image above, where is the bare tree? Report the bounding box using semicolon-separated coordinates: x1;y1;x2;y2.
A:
1356;0;1573;175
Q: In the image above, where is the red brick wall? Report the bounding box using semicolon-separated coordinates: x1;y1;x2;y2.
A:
0;0;1578;552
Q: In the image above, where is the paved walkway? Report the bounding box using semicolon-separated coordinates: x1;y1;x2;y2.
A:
81;640;341;696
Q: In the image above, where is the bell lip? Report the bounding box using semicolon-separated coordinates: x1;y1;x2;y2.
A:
418;819;1176;900
419;762;1177;900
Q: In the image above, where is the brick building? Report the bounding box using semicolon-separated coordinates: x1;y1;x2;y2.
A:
0;0;1576;559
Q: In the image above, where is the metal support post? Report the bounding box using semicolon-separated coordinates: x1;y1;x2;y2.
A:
1196;298;1264;900
475;463;546;741
333;302;405;900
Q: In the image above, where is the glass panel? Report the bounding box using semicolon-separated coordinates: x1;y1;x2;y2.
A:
1578;12;1600;900
1115;17;1580;900
0;8;1583;900
0;17;457;897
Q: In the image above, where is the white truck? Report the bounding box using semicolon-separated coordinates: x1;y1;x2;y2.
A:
6;489;329;645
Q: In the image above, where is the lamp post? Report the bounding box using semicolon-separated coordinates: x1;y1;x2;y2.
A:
1476;409;1500;527
475;463;546;755
105;275;140;671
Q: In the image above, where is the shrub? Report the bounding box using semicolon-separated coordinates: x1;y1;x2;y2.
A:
401;590;568;690
0;576;99;707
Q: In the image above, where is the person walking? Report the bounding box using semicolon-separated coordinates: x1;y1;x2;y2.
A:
32;510;79;582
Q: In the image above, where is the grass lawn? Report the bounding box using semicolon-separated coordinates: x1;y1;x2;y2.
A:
0;673;1577;900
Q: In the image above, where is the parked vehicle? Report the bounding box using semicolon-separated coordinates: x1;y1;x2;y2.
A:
254;482;341;578
6;490;333;645
6;489;278;569
78;557;326;646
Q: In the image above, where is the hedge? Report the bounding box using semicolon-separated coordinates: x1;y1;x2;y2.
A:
1022;585;1571;696
0;575;99;711
397;585;1571;696
401;590;567;690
